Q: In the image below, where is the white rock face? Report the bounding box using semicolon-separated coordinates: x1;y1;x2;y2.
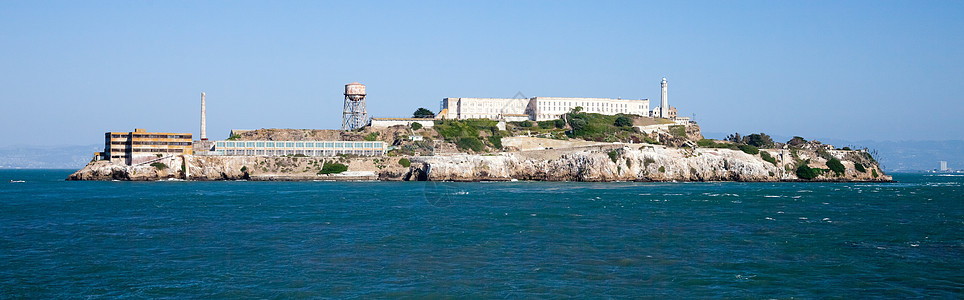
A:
412;146;890;182
68;146;890;182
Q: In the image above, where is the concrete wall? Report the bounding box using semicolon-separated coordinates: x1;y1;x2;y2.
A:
370;119;435;128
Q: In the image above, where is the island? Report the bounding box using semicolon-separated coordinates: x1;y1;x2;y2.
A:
68;114;889;182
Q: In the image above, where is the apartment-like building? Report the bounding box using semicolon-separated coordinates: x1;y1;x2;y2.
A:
102;128;193;165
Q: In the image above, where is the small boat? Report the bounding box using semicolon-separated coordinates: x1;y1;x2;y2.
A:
9;180;25;183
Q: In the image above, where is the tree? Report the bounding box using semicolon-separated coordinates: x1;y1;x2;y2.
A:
412;108;435;118
410;122;423;131
614;115;633;127
726;132;742;143
787;136;807;147
743;133;774;148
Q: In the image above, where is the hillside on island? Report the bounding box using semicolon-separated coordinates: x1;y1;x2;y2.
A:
69;109;889;182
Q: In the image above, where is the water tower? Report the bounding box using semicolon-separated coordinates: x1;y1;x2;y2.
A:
342;82;368;130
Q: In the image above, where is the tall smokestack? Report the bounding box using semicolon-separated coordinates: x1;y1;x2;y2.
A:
200;92;207;140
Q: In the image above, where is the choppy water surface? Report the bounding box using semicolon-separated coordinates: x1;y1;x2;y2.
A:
1;170;961;298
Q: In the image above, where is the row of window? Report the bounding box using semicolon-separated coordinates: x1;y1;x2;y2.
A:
110;134;190;139
215;141;383;149
132;134;191;139
110;141;192;146
131;148;189;153
217;149;381;156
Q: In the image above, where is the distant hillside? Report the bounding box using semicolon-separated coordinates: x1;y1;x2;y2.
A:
0;145;100;169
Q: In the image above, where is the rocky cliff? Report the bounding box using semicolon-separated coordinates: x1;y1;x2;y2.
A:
68;144;889;182
410;145;889;182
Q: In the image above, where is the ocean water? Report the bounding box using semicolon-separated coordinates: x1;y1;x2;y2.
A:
0;170;961;298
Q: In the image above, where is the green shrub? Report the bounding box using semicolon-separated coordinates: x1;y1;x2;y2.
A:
537;120;555;129
816;148;833;160
796;165;820;180
364;132;379;141
608;150;619;163
855;163;866;173
488;135;503;149
760;151;777;165
554;119;566;128
826;158;845;176
411;122;423;131
872;169;879;178
456;137;485;152
658;166;666;173
398;158;411;167
644;157;655;167
240;166;247;173
519;121;532;128
226;134;241;141
614;115;633;127
150;162;167;170
318;163;348;174
668;125;686;137
697;139;714;147
739;144;759;155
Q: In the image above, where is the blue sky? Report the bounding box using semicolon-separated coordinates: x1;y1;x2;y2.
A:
1;1;962;146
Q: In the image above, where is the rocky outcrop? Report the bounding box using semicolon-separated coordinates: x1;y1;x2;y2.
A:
409;145;890;182
68;145;889;182
67;155;413;181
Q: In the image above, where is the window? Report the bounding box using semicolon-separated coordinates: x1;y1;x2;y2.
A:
325;142;334;148
256;142;264;147
286;142;294;147
296;143;304;148
364;143;372;148
334;143;343;148
246;142;255;147
355;142;364;148
226;142;235;147
216;142;225;147
344;143;352;148
306;142;314;147
266;142;274;147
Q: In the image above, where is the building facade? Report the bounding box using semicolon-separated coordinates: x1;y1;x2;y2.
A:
531;97;648;121
102;128;193;165
438;97;649;122
211;140;387;157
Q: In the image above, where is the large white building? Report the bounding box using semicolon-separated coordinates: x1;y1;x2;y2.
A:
439;97;649;122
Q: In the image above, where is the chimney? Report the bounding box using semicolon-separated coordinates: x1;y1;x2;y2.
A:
200;92;207;140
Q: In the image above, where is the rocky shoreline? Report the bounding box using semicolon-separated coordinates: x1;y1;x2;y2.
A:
67;144;891;182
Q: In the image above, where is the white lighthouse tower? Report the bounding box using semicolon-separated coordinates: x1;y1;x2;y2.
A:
659;77;669;118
